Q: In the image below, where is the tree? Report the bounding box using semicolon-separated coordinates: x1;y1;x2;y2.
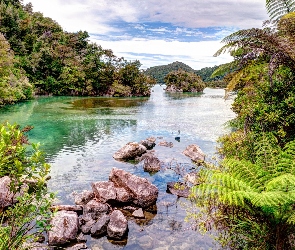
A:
164;69;205;92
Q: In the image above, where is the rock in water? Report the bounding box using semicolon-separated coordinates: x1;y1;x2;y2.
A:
167;182;190;198
109;168;158;208
140;137;156;150
73;190;94;205
91;181;116;203
141;152;161;172
91;214;110;236
113;142;147;161
107;210;128;239
48;211;79;245
183;144;205;162
84;199;109;220
132;208;145;218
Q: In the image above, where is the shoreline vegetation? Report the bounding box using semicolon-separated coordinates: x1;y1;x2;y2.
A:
1;0;295;249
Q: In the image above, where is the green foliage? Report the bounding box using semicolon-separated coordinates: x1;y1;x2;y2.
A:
0;122;54;249
0;0;154;102
144;61;195;84
0;33;33;106
191;134;295;249
164;69;205;92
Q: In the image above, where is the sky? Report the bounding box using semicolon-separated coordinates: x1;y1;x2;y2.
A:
22;0;269;70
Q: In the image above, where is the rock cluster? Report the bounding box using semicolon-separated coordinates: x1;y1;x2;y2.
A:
47;168;158;248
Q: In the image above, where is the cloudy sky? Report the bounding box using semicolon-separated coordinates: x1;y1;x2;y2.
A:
23;0;269;69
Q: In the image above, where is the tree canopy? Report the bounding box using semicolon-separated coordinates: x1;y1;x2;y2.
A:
0;0;155;106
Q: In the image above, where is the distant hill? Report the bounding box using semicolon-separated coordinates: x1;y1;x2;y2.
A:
144;61;195;84
144;61;225;85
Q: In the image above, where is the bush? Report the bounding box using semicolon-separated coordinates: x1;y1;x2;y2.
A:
0;122;54;249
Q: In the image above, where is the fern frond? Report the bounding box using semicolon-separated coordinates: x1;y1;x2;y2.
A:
283;140;295;157
251;190;295;208
222;159;264;191
287;210;295;224
265;173;295;191
266;0;295;21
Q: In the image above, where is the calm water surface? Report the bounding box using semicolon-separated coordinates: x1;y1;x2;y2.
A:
0;85;235;249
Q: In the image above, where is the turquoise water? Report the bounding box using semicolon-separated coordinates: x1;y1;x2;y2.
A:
0;85;235;249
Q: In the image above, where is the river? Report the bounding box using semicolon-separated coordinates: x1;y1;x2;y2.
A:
0;85;235;249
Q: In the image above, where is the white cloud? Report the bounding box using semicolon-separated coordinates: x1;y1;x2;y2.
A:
23;0;265;68
90;38;232;69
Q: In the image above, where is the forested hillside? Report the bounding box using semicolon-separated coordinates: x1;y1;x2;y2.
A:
0;0;155;106
145;61;226;87
144;61;194;84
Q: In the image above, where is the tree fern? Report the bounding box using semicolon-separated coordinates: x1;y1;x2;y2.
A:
266;0;295;21
192;137;295;245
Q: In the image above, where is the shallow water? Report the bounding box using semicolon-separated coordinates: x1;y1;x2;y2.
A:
0;85;235;249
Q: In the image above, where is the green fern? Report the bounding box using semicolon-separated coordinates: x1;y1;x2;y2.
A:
193;136;295;226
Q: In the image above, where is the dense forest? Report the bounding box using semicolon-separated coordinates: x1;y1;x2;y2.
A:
190;1;295;249
144;61;226;88
0;0;155;106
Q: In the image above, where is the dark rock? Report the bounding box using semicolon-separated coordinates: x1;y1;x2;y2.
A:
167;182;190;198
74;190;94;205
84;200;109;220
79;214;96;234
115;187;133;203
113;142;147;161
91;181;116;203
109;168;158;208
158;141;173;148
107;210;128;240
90;214;110;236
183;144;205;162
140;137;156;150
140;152;161;172
48;211;79;245
132;208;145;218
64;243;88;250
51;205;83;212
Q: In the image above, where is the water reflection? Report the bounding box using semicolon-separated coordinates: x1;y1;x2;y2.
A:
0;85;235;249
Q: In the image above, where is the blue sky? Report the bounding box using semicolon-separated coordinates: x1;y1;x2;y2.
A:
23;0;269;69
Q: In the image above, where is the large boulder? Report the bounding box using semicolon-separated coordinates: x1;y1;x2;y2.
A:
109;168;158;208
48;211;79;246
113;142;147;161
84;200;109;220
183;144;205;162
140;152;161;172
91;181;116;203
115;187;133;203
107;210;128;239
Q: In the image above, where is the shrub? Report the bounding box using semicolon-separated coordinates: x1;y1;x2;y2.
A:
0;122;54;249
